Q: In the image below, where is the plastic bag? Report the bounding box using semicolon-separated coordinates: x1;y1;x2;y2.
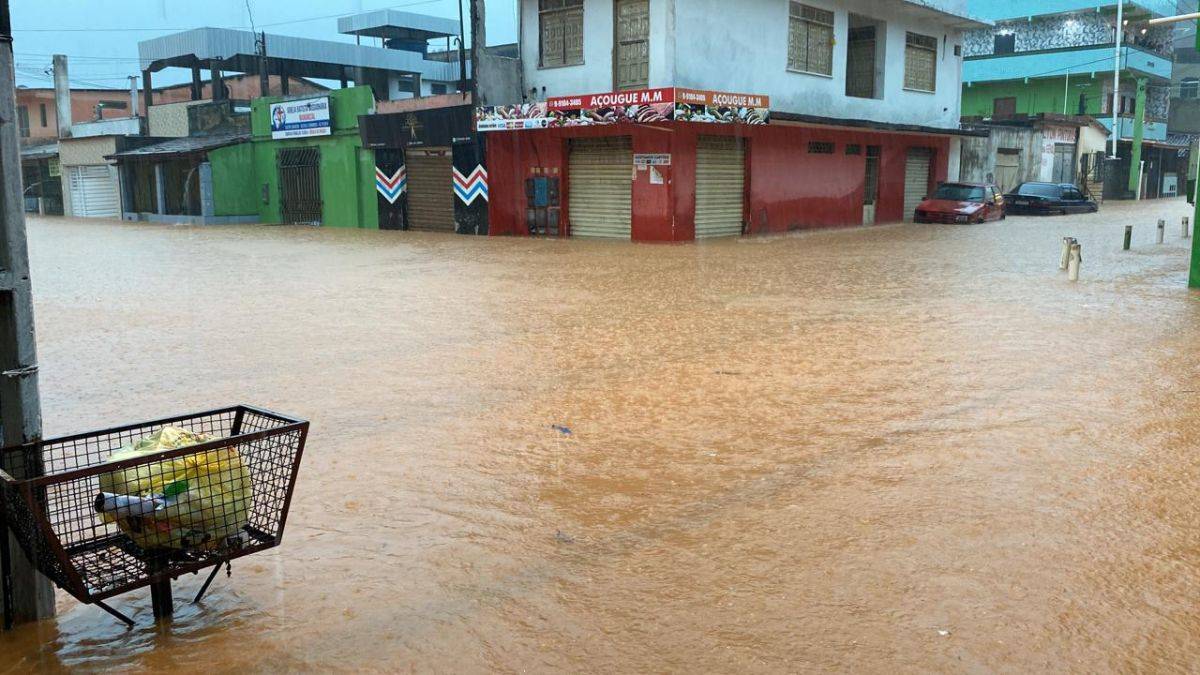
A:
95;426;252;552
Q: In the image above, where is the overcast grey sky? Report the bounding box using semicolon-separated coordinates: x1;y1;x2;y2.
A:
9;0;517;89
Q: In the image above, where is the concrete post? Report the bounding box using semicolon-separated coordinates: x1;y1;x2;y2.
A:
190;65;202;100
0;0;56;628
127;75;138;119
210;61;224;101
1124;225;1132;251
1128;77;1147;194
142;69;153;111
1157;219;1165;244
1068;243;1081;282
1183;217;1190;239
1060;237;1073;270
154;163;166;216
52;54;70;138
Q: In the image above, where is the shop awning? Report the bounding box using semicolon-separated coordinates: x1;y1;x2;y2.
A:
106;134;249;161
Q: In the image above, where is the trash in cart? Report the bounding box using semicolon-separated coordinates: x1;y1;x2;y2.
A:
0;405;309;628
95;426;252;552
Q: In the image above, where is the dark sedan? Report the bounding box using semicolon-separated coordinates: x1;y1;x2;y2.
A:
1003;182;1098;215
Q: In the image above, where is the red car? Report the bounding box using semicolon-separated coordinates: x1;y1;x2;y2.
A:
913;182;1006;224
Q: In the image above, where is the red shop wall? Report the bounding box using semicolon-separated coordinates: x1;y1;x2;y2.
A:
488;123;951;240
486;125;678;240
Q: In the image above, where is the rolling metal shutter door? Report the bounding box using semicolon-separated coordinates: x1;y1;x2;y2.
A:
68;165;119;218
695;136;745;238
903;149;932;222
406;149;455;231
569;137;632;238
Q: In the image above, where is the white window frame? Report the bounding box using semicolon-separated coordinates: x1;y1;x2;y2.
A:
787;3;835;78
539;0;585;69
904;31;938;93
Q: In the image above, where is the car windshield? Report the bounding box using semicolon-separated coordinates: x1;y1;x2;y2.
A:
932;184;985;201
1016;183;1061;198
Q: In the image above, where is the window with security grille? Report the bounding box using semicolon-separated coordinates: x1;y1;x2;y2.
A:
788;3;834;76
904;32;937;92
808;141;835;154
539;0;584;68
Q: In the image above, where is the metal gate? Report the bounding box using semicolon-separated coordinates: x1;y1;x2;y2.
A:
67;165;119;218
694;136;745;238
277;147;322;224
569;137;633;238
406;148;455;231
903;148;932;222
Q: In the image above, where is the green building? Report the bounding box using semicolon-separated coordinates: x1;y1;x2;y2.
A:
209;86;379;228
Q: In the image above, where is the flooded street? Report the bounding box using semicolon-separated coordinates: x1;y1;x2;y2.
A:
3;200;1200;672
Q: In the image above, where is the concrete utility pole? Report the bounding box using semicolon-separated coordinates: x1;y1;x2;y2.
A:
1110;0;1123;158
52;54;70;138
470;0;484;100
1127;77;1146;195
0;0;55;629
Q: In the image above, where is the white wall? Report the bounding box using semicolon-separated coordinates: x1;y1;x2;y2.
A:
675;0;965;128
522;0;677;98
521;0;966;129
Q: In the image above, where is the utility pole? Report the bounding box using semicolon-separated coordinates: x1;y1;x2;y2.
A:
1127;77;1146;196
0;0;54;629
470;0;484;101
1110;0;1123;158
257;31;269;98
457;0;468;94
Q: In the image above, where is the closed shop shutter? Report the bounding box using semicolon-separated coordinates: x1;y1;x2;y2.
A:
569;137;632;238
406;148;455;231
68;165;119;218
903;148;932;221
694;136;745;238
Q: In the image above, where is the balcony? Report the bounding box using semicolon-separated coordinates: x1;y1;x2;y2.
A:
1097;116;1167;141
963;44;1172;84
972;1;1176;22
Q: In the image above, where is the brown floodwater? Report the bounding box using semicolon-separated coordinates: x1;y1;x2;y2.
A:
2;201;1200;672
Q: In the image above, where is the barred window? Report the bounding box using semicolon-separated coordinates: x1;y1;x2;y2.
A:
540;0;584;68
904;32;937;92
808;141;835;154
845;144;862;155
788;3;834;76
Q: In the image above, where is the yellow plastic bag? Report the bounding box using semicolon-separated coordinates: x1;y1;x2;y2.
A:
96;426;253;551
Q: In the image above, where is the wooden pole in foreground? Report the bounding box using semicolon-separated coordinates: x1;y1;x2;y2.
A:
0;0;54;628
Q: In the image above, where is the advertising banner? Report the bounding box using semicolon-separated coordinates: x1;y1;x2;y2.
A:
270;97;332;140
476;87;769;132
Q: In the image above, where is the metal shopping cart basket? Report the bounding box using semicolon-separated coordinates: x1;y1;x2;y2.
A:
0;405;308;627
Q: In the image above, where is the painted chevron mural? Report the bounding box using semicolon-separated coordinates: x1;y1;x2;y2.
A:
375;165;407;204
453;165;488;205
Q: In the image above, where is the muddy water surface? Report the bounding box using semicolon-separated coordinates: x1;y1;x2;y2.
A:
3;202;1200;672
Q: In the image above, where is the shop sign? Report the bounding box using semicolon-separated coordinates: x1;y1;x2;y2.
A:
47;157;60;177
269;96;332;140
476;87;770;132
633;153;671;167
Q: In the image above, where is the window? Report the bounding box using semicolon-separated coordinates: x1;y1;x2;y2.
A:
1016;183;1062;198
808;141;835;154
39;103;47;127
845;144;862;155
788;3;834;76
993;97;1017;117
539;0;583;68
904;32;937;92
994;33;1015;55
431;83;448;95
1182;78;1200;100
16;105;28;138
933;184;986;201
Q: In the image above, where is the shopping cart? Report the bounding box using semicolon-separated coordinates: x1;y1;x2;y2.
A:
0;405;308;627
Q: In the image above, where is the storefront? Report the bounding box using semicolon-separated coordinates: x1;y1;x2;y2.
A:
20;142;62;216
479;87;961;242
238;87;379;228
359;102;488;235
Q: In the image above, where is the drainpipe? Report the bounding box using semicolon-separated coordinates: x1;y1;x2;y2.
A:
52;54;70;138
1127;77;1146;195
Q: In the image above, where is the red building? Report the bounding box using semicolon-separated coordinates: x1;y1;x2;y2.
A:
481;88;969;242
